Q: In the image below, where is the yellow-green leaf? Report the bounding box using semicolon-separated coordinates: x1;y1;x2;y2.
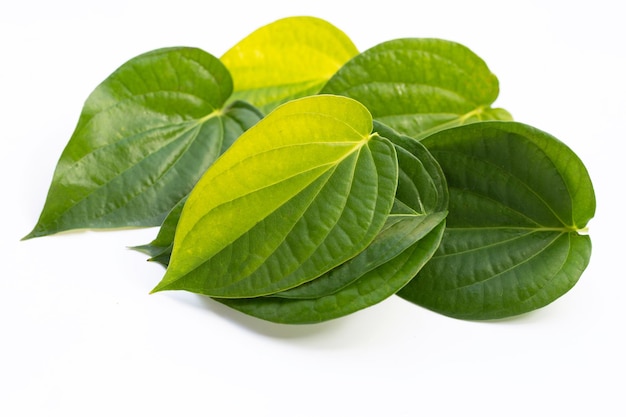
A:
151;95;398;298
221;16;358;113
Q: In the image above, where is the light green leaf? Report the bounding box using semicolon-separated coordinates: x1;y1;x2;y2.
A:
25;47;263;239
221;16;359;114
134;121;449;270
151;95;398;298
321;38;511;139
271;122;449;300
215;123;448;323
397;121;595;320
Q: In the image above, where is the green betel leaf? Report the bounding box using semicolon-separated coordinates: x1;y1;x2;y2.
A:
151;95;398;298
25;47;263;239
218;220;446;324
375;121;449;216
321;38;512;139
269;213;447;301
268;123;449;300
134;121;449;269
216;125;449;324
397;121;596;320
221;16;359;114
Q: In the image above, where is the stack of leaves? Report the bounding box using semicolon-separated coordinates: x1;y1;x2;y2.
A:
24;16;596;324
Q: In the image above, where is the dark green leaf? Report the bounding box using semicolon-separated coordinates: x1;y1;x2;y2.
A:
398;121;595;320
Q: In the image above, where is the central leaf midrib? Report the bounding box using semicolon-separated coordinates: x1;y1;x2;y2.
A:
442;231;566;291
183;142;371;275
48;116;221;228
200;151;363;295
433;228;566;260
167;164;340;294
75;89;220;145
197;139;370;209
59;104;219;180
436;148;572;228
412;106;491;139
172;135;382;296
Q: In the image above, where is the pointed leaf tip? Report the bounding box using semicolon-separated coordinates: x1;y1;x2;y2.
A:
27;47;262;238
153;95;399;299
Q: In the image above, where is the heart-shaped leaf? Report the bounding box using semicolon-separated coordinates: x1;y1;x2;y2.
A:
269;122;449;299
321;38;511;139
221;16;359;114
217;124;448;323
397;121;595;320
25;47;263;239
151;95;398;298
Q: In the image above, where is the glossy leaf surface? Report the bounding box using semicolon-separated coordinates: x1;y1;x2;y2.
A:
151;95;398;298
321;38;511;139
398;121;595;320
25;48;262;239
221;16;358;114
219;220;445;324
270;122;449;299
218;125;448;323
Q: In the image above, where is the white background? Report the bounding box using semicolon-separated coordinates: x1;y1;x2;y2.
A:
1;1;624;416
